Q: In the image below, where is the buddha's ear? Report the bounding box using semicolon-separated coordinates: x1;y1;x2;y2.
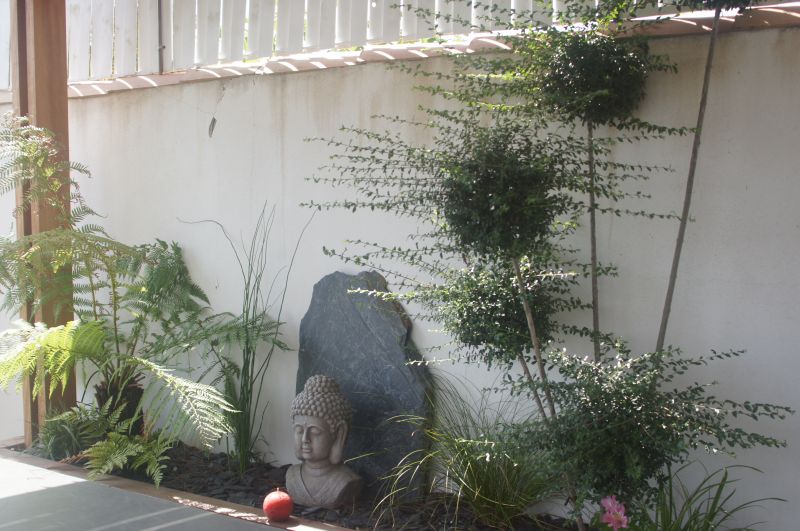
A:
330;424;348;465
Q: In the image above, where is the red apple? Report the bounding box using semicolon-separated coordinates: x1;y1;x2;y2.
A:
262;489;293;522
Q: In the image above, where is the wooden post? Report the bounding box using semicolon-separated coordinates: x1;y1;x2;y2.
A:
11;0;75;446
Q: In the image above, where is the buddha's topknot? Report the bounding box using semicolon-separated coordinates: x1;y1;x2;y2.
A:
291;375;352;432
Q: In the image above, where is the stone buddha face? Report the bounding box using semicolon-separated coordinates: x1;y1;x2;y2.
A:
293;414;342;467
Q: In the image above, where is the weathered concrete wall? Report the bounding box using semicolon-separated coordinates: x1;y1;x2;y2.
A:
34;26;800;526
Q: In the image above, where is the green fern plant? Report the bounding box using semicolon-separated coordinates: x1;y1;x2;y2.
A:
85;431;173;487
27;397;174;487
0;115;237;477
29;400;128;460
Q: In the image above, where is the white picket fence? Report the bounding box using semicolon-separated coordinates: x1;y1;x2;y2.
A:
63;0;543;82
0;0;792;87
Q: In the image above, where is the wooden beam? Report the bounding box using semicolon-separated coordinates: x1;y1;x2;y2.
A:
11;0;75;447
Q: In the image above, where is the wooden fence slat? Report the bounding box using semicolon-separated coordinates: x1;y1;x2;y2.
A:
404;0;435;38
114;0;138;76
173;0;196;69
452;0;472;34
367;0;382;41
160;0;174;72
220;0;233;60
494;0;513;27
516;0;551;26
370;0;402;42
275;0;289;52
402;0;416;38
511;0;541;26
90;0;114;78
138;0;160;73
421;0;437;37
220;0;246;61
382;0;401;42
0;0;8;89
349;0;368;46
248;0;276;58
318;0;336;49
196;0;221;65
434;0;451;34
276;0;303;54
306;0;322;50
336;0;351;44
512;0;534;15
67;0;91;81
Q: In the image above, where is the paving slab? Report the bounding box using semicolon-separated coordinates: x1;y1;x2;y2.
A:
0;450;347;531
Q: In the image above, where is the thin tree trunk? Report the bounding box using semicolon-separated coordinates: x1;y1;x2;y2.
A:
511;257;557;418
587;120;601;361
656;6;723;352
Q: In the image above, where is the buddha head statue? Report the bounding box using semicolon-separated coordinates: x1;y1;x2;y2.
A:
290;375;352;467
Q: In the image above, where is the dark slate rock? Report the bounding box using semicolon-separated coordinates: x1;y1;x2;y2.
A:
297;270;431;492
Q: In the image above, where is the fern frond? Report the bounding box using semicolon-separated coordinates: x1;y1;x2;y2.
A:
134;357;234;448
0;321;49;391
84;432;144;479
84;431;173;487
130;434;173;487
0;320;108;397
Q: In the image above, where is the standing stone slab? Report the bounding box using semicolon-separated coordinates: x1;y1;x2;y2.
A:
297;271;430;491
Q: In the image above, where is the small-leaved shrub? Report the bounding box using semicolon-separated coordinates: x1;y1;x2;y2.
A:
523;347;792;508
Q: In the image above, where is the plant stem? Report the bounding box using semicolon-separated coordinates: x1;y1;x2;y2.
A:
587;120;601;362
511;257;556;419
655;5;722;353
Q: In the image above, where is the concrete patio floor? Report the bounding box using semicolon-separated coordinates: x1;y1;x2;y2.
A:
0;448;346;531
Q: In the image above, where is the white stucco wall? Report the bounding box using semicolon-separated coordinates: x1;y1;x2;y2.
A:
0;100;22;441
58;26;800;527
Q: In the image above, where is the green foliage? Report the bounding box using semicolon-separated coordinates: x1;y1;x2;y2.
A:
526;347;792;508
633;463;781;530
536;31;650;126
441;122;577;257
85;431;173;487
424;260;583;370
0;115;239;485
0;114;95;229
29;400;172;487
195;204;306;475
378;377;552;529
312;3;788;527
29;401;128;460
0;320;235;448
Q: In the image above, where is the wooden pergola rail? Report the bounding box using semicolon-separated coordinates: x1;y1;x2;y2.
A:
10;0;74;446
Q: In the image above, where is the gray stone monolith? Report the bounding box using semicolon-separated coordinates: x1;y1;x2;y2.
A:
297;271;430;492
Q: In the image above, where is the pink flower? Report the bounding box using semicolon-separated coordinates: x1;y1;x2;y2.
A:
600;495;629;531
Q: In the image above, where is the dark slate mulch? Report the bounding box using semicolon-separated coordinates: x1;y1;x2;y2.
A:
159;443;585;531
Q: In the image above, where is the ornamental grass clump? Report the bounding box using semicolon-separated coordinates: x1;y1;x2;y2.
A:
378;377;552;530
635;463;782;531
